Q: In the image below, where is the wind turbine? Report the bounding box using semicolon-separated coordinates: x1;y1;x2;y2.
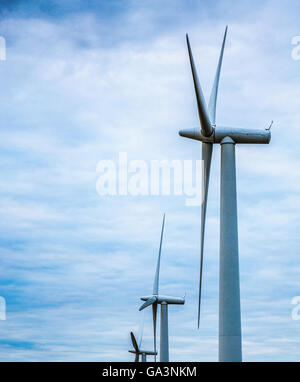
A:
179;27;271;362
139;214;185;362
128;331;157;362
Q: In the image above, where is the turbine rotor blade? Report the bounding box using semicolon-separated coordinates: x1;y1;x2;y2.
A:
208;26;228;125
153;214;165;295
139;296;157;311
198;142;213;328
138;311;145;349
130;331;139;353
152;302;157;362
186;34;212;137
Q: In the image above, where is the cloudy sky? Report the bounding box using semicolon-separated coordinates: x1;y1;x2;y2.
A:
0;0;300;362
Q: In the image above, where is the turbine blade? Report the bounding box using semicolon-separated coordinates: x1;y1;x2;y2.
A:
139;296;157;311
186;34;212;137
153;213;165;295
198;142;213;328
152;302;157;362
130;331;139;352
208;26;228;125
138;311;145;348
135;353;139;362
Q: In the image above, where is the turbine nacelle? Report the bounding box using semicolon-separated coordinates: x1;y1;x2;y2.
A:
140;295;185;306
179;126;271;144
128;350;157;356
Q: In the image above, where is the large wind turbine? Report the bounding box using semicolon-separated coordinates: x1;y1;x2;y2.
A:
179;27;271;362
139;214;185;362
128;331;157;362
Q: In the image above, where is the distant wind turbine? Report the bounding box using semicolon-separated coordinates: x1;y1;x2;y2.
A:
128;330;157;362
179;27;271;361
139;214;185;362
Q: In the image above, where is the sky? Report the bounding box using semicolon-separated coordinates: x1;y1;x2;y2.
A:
0;0;300;361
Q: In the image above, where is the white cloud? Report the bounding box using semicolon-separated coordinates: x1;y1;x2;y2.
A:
0;0;299;362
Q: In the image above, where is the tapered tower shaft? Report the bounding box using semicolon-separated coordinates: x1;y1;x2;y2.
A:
160;302;169;362
219;137;242;362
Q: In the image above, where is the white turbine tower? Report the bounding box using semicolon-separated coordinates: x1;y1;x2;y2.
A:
179;27;271;362
139;214;185;362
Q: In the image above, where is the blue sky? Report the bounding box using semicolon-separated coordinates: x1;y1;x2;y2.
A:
0;0;300;361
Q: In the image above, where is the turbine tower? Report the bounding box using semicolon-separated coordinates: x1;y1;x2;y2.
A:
139;214;185;362
179;27;271;362
128;331;157;362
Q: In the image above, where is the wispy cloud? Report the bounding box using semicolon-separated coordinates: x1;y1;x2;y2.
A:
0;0;299;361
